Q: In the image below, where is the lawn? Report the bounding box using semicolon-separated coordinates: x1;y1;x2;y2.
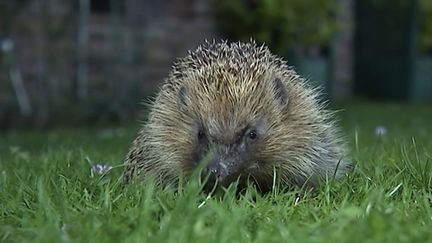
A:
1;101;432;243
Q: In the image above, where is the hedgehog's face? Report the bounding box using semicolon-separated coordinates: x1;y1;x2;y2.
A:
175;71;289;190
192;118;268;190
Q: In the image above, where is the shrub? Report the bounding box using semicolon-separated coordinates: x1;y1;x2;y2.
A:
213;0;338;55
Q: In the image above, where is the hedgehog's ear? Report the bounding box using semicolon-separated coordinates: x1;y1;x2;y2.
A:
178;86;188;111
272;77;288;106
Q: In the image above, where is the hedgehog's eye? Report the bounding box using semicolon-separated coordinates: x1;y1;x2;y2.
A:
248;130;257;140
198;130;206;140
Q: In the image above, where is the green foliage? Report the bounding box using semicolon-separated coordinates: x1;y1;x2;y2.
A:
1;102;432;242
213;0;338;55
420;0;432;53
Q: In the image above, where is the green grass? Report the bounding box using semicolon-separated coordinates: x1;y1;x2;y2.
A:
1;101;432;243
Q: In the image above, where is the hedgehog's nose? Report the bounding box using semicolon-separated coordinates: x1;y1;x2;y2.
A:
204;162;227;184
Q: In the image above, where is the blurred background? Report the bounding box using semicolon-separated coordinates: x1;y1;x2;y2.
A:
0;0;431;129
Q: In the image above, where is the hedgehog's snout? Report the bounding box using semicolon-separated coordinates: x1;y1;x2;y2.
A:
202;149;234;184
197;128;259;189
204;160;228;184
201;145;245;188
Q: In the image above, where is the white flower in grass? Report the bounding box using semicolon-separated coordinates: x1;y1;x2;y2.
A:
374;125;387;136
91;164;113;174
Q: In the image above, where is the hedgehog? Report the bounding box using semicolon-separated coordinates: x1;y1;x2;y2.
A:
122;40;351;192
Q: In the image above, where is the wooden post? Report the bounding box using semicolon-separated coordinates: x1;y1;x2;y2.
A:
331;0;354;99
77;0;90;100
